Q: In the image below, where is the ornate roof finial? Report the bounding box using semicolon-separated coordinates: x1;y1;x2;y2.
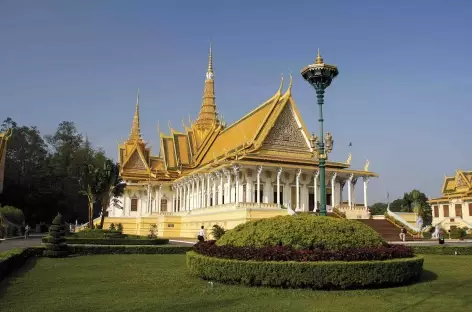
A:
277;73;284;93
288;72;293;93
128;88;143;142
315;48;324;65
206;41;214;80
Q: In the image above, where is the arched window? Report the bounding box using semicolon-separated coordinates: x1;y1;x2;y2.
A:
131;198;138;212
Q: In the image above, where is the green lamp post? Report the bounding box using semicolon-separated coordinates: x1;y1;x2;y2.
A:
301;49;339;216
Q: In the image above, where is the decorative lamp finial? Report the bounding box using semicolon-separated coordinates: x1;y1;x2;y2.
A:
315;48;324;65
278;73;284;93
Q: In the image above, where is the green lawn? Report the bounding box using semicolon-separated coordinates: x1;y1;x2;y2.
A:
1;254;471;312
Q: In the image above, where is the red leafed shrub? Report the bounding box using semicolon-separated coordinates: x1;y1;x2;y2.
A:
193;240;414;262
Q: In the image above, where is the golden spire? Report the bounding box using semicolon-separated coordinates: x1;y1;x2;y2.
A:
128;88;143;142
277;73;284;94
315;48;324;64
287;72;293;93
207;42;213;76
196;42;218;128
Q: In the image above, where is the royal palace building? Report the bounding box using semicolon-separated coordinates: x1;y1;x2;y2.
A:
104;46;378;238
428;170;472;230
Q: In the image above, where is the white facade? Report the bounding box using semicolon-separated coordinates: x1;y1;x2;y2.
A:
108;165;373;218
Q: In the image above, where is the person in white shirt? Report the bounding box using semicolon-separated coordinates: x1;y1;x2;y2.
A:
197;226;205;242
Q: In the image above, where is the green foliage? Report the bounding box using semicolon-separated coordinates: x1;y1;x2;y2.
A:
217;215;386;250
450;227;468;240
70;228;123;238
186;251;424;289
43;213;68;258
0;247;44;281
68;245;191;255
0;118;110;225
210;224;226;240
65;238;169;245
109;223;115;231
116;223;123;233
412;245;472;255
0;205;25;225
369;202;388;215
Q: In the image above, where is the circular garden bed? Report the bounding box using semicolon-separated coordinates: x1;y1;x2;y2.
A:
187;215;424;289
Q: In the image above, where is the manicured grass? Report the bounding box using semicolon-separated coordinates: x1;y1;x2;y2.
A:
1;254;472;312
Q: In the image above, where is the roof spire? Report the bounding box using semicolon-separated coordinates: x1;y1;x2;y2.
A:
196;42;218;128
206;42;213;79
128;88;143;142
315;48;324;64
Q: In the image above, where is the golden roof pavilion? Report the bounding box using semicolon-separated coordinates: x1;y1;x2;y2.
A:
104;45;378;238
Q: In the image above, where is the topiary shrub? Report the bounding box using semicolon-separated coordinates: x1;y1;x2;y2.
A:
117;223;123;234
217;215;386;250
42;213;69;258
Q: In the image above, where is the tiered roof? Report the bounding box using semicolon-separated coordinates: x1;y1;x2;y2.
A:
118;47;377;183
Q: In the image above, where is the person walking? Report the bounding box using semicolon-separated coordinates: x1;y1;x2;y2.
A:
197;226;205;242
24;224;30;240
399;227;406;242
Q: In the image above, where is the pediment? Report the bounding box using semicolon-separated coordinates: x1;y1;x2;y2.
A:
260;102;311;154
123;148;148;171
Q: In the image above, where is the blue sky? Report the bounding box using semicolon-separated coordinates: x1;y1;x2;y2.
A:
1;0;471;203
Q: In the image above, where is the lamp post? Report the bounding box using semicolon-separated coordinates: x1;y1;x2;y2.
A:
301;49;338;216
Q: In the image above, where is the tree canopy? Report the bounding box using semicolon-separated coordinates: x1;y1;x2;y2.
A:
370;189;432;225
0;118;122;226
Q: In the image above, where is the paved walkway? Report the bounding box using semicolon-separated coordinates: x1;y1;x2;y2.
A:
389;239;472;246
0;235;44;252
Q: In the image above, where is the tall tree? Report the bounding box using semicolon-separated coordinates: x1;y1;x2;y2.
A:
96;160;125;228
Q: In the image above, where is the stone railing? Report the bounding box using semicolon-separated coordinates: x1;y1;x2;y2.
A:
336;205;369;219
386;206;419;233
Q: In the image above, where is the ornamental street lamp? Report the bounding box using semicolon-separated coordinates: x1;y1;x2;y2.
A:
301;49;338;216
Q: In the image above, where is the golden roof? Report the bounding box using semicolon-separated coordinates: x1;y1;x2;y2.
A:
117;49;376;183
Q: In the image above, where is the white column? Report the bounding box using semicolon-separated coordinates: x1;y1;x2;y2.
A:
201;176;206;207
178;185;182;211
196;177;200;209
296;169;301;211
257;166;262;205
276;168;282;207
218;171;223;205
314;171;319;211
157;185;162;213
212;175;216;206
187;182;191;210
363;176;370;209
225;169;231;204
171;187;175;212
233;165;240;206
331;173;337;208
348;174;353;208
183;182;187;211
207;174;211;207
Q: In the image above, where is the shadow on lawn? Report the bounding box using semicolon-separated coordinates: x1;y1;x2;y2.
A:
418;270;438;284
0;257;38;296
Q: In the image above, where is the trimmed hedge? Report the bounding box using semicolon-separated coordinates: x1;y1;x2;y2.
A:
194;240;414;262
217;215;385;250
186;251;424;289
63;237;169;245
0;247;44;281
411;245;472;255
69;245;192;255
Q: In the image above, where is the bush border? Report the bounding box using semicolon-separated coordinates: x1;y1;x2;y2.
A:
64;237;169;245
411;245;472;255
0;247;43;281
186;251;424;289
68;245;192;255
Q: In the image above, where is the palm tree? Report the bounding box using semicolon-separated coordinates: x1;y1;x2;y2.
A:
96;160;125;229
